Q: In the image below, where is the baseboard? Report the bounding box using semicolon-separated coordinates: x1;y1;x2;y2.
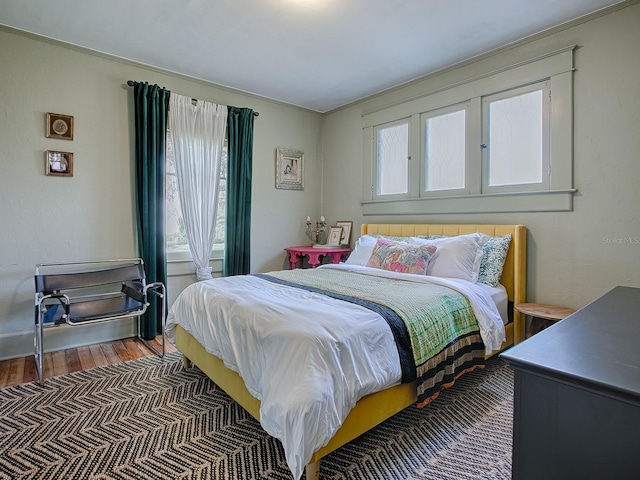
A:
0;318;137;361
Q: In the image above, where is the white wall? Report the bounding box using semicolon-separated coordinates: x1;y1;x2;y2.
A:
321;3;640;310
0;28;323;359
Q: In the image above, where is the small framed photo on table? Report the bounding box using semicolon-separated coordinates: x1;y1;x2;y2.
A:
327;226;343;246
46;151;74;177
335;221;353;247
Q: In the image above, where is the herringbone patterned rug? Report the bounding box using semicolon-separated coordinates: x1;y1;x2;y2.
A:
0;352;513;479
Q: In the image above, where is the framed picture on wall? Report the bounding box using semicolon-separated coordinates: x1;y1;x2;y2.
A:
46;113;74;140
275;147;304;190
46;151;74;177
335;221;353;247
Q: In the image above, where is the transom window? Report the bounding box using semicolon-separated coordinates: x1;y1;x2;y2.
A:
423;105;467;194
375;120;409;196
362;46;575;215
483;81;549;192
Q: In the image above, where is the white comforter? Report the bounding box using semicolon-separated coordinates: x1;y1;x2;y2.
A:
165;264;504;479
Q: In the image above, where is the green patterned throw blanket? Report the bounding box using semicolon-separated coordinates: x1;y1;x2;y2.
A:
262;268;485;406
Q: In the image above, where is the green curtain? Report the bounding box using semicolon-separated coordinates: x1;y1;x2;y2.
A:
133;82;170;339
224;107;254;276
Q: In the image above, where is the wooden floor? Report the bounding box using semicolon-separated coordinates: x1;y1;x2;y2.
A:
0;335;176;388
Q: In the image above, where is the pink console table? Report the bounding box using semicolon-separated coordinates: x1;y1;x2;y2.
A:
284;246;351;269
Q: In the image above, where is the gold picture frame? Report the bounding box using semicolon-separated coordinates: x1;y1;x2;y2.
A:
327;226;343;246
46;151;74;177
335;221;353;247
275;147;304;190
46;113;74;140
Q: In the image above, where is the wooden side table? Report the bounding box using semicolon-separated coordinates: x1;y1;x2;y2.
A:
515;303;577;338
284;246;351;269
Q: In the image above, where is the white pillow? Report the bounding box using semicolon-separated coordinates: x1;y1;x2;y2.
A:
344;235;377;266
413;234;483;282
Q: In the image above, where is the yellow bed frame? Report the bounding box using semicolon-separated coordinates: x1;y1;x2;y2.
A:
174;223;527;479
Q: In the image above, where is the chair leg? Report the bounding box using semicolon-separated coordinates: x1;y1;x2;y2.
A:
34;308;44;385
138;337;164;357
137;314;165;357
137;282;166;357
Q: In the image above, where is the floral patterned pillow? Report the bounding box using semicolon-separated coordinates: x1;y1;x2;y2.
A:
366;237;437;275
477;234;512;287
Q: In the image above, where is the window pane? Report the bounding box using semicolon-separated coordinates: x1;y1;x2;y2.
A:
489;90;543;186
166;137;188;254
166;137;226;256
376;122;409;195
214;146;227;247
425;110;465;191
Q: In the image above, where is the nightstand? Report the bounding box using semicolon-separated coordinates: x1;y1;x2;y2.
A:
284;246;351;269
515;303;577;337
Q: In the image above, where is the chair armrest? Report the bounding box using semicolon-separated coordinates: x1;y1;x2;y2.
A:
36;293;71;324
37;292;70;306
121;282;146;304
144;282;165;299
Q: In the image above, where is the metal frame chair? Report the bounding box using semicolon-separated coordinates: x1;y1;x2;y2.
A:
34;258;166;385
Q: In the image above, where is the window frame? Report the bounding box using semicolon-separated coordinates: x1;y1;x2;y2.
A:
372;117;412;201
420;101;471;197
482;80;550;194
361;46;576;215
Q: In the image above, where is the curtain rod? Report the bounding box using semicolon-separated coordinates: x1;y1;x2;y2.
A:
126;80;259;116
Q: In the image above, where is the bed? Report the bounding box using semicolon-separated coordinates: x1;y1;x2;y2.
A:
166;223;527;479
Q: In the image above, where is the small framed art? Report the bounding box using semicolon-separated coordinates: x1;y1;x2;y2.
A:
275;147;304;190
46;113;74;140
327;226;343;246
46;151;74;177
335;221;353;247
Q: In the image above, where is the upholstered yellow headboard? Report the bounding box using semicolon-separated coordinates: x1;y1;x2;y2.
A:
361;223;527;343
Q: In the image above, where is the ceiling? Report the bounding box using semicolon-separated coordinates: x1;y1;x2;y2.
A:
0;0;627;112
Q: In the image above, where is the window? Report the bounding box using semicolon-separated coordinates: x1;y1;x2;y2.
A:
375;120;409;197
483;82;549;192
166;136;227;262
362;46;575;215
423;105;467;194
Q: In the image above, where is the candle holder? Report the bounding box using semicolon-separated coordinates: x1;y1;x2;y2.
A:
305;216;327;245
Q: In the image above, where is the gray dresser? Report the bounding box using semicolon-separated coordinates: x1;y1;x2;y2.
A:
501;286;640;480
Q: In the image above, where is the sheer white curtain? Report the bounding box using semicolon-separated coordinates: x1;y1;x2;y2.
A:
169;94;228;280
